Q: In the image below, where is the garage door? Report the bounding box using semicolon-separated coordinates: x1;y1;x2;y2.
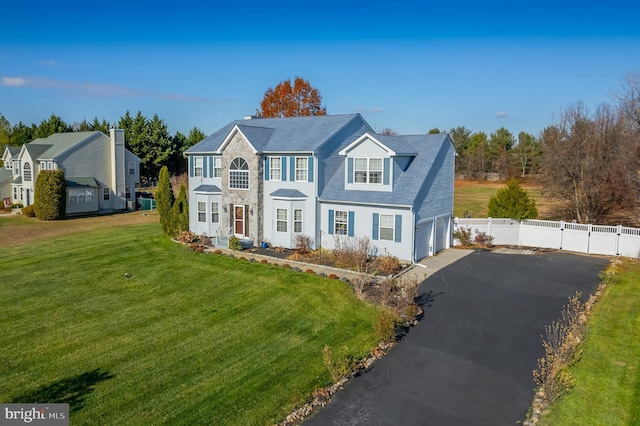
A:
415;220;433;261
435;215;450;253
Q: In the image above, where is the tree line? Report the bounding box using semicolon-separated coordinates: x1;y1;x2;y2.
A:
0;111;206;182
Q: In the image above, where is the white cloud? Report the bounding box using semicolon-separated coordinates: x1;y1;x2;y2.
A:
496;111;508;118
2;77;27;87
1;75;207;102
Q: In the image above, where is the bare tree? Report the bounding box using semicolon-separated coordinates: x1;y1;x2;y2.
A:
614;72;640;132
541;102;639;223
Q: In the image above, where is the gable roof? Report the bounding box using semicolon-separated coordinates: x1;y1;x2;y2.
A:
320;133;453;207
186;114;369;154
339;133;418;156
27;132;102;160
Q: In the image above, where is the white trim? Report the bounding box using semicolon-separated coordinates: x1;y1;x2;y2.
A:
339;133;396;156
217;125;258;154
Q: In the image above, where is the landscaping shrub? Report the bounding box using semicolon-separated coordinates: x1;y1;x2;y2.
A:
487;179;538;219
228;236;242;251
178;231;197;244
533;291;588;403
294;234;313;254
21;204;36;217
170;184;189;236
453;226;473;246
375;309;401;342
34;170;66;220
322;345;354;383
333;235;371;272
155;166;175;235
373;252;401;275
473;230;494;247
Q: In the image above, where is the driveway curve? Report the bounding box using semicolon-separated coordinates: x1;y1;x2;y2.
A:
305;250;609;425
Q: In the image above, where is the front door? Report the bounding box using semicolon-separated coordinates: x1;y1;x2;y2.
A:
234;205;245;237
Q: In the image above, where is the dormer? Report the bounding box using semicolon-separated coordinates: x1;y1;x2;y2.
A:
339;133;416;192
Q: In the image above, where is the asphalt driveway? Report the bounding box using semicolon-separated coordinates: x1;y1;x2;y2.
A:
305;250;609;425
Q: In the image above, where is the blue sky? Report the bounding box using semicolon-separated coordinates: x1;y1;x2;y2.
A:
1;0;640;137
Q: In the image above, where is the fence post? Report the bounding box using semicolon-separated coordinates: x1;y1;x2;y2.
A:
487;217;492;238
616;224;622;256
559;220;564;250
587;223;592;254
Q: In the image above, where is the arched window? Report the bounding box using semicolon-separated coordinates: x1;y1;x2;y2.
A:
23;163;32;182
229;157;249;189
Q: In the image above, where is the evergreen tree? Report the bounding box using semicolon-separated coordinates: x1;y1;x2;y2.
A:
10;122;35;145
155;166;175;235
171;184;189;236
487;179;538;219
35;114;71;138
34;170;66;220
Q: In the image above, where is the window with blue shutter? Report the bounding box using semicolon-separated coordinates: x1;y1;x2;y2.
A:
189;156;194;177
203;156;208;177
348;211;355;237
372;213;379;240
281;156;287;181
395;215;402;242
328;209;334;235
208;156;214;178
290;157;295;181
264;157;270;180
308;156;314;182
383;158;390;185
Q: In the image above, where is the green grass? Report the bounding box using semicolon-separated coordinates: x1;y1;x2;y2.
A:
0;222;382;425
454;184;501;217
540;260;640;425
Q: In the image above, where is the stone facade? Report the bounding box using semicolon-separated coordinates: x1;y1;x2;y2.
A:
220;132;263;242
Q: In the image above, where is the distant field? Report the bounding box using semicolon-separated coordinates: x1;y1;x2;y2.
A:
454;180;567;219
0;217;382;424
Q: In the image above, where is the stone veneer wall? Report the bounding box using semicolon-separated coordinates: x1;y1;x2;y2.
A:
220;132;263;244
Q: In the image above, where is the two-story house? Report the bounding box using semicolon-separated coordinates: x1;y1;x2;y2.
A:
1;129;141;215
185;114;455;262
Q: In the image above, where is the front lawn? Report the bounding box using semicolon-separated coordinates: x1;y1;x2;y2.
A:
539;259;640;425
0;221;382;424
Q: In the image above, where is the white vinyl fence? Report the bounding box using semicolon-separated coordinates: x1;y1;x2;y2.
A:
454;218;640;258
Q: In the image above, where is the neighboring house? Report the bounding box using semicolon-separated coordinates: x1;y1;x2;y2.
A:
185;114;455;262
1;129;141;215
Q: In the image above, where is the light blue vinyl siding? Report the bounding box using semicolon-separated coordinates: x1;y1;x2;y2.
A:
415;140;455;221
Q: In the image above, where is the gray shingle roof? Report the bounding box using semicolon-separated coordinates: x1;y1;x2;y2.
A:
66;177;100;187
193;184;221;193
269;189;308;198
320;134;452;207
0;168;12;183
29;132;102;160
185;114;365;154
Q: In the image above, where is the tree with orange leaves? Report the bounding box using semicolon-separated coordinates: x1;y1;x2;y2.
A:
259;77;327;118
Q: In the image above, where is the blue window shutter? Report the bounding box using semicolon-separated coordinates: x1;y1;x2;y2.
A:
290;157;295;181
203;156;208;177
208;156;213;178
189;156;194;177
347;158;353;184
308;156;314;182
348;211;355;237
395;215;402;243
383;158;390;185
328;209;334;235
264;157;270;181
281;156;287;181
372;213;379;240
